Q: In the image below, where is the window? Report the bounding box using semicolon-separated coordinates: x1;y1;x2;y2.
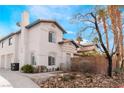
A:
31;53;36;65
9;38;12;46
49;31;56;43
1;42;4;48
48;56;55;66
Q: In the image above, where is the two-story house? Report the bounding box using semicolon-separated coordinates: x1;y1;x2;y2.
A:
0;11;78;70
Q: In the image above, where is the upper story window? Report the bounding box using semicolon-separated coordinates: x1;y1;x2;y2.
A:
1;42;4;48
9;38;12;46
49;31;56;43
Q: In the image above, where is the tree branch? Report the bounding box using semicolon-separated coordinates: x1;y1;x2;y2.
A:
90;12;110;57
80;26;96;32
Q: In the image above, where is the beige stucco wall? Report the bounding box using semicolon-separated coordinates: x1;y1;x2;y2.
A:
26;22;64;69
0;22;77;70
60;42;77;70
0;34;17;69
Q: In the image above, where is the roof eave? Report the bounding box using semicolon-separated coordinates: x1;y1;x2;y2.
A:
25;19;67;34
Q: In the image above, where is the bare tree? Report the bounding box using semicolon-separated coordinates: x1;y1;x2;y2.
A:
98;8;109;51
72;6;120;77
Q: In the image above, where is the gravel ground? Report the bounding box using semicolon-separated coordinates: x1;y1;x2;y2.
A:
38;72;124;88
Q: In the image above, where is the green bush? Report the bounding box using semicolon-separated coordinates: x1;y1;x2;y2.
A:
38;65;47;72
61;75;70;81
21;64;34;73
113;68;123;74
61;74;76;81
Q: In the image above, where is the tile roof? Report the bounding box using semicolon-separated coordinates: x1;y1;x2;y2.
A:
0;30;21;43
0;19;66;42
58;39;79;48
26;19;67;33
77;45;96;52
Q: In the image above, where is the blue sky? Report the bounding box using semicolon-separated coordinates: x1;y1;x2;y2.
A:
0;5;93;41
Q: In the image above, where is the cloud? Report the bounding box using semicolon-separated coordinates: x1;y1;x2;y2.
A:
67;30;75;34
80;39;89;45
26;6;71;20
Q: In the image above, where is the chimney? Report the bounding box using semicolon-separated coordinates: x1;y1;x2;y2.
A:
21;11;30;27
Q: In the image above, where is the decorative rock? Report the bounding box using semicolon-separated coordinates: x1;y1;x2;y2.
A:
36;72;124;88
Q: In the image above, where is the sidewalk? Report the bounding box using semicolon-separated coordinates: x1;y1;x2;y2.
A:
0;70;39;88
0;75;13;88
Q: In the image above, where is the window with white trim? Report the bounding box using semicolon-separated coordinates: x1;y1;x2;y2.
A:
31;53;36;65
9;37;12;46
49;31;56;43
48;52;56;66
1;42;4;48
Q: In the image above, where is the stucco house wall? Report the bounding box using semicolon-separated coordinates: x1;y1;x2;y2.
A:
0;11;78;70
0;34;17;69
25;22;64;69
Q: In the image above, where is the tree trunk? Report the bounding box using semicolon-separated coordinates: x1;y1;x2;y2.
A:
91;12;113;77
107;57;112;77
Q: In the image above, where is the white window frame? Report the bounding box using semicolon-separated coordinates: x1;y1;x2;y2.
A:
49;31;56;43
9;37;12;46
1;42;4;48
48;52;56;66
31;53;36;65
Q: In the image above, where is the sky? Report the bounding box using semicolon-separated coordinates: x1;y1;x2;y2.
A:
0;5;93;41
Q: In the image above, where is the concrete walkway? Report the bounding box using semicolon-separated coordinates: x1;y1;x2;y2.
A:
0;70;39;88
20;71;58;85
0;75;13;88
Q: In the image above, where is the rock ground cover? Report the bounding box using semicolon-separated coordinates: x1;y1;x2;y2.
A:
37;72;124;88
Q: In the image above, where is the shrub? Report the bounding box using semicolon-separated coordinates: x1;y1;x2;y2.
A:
52;68;55;71
61;74;76;81
34;65;47;73
21;64;34;73
113;68;123;75
61;75;70;81
33;66;39;73
56;67;60;71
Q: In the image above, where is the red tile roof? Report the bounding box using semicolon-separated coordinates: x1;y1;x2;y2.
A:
78;44;96;52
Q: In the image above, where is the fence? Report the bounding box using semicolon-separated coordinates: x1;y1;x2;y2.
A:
71;55;116;75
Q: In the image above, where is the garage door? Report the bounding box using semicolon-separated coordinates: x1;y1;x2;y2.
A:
0;55;5;69
6;54;13;69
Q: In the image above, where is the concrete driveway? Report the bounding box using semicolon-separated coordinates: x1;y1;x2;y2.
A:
20;71;58;85
0;69;39;88
0;75;12;88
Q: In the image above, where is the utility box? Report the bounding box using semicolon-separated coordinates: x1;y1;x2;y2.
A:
11;63;19;71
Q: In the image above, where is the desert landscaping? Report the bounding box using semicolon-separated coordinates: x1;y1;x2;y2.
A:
35;72;124;88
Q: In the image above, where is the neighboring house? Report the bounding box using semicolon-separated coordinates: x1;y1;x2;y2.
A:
0;11;78;70
74;42;99;57
77;43;98;52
